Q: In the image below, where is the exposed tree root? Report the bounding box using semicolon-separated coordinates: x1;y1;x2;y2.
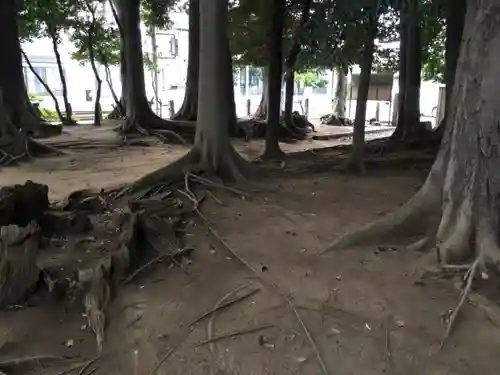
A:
121;112;196;144
322;144;448;253
0;134;64;166
319;113;353;126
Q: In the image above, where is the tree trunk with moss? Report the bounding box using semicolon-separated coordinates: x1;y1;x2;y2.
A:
324;0;500;271
128;0;250;192
172;0;199;121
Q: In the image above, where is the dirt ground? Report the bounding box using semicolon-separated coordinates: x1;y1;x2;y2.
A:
0;124;499;375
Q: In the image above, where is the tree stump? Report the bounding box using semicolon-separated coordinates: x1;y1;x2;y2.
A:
0;181;49;227
0;224;40;308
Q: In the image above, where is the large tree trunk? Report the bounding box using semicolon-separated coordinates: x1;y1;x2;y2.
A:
263;0;285;159
392;0;424;141
0;0;44;136
333;66;347;118
344;8;378;173
253;67;268;121
49;29;75;125
172;0;199;121
115;0;194;140
128;0;250;193
324;0;500;270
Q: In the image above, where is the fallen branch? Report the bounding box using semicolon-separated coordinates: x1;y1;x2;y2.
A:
196;324;274;347
188;172;250;198
440;256;481;350
206;283;254;358
189;287;260;327
122;247;194;284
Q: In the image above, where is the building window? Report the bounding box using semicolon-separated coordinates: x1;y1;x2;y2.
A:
24;65;62;96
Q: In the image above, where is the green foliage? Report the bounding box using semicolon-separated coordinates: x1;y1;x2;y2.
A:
141;0;178;34
28;92;59;121
19;0;73;42
295;70;327;88
68;0;120;68
420;0;446;83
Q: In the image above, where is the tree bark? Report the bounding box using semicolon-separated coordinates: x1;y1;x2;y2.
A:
253;66;268;120
324;0;500;269
263;0;285;159
49;29;75;125
333;65;347;118
344;7;378;173
0;0;43;135
392;0;424;141
172;0;199;121
115;0;194;139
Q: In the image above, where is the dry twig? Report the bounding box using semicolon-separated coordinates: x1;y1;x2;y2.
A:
189;287;260;327
196;324;274;346
440;256;481;350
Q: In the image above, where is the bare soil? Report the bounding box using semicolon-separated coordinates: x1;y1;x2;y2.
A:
0;124;498;375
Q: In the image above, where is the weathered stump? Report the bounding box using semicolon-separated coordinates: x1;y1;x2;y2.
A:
0;181;49;227
0;224;40;308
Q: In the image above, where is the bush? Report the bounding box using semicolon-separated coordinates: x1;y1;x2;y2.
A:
28;92;59;122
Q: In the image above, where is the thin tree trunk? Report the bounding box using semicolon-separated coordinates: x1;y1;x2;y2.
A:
345;7;378;173
252;67;268;120
0;0;43;135
263;0;285;159
21;49;64;123
104;63;121;110
87;35;102;126
173;0;199;121
333;66;347;118
283;69;295;125
49;29;74;125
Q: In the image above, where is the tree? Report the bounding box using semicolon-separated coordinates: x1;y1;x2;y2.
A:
70;0;106;126
263;0;286;159
324;0;500;282
344;4;379;173
0;0;46;138
114;0;194;139
172;0;199;121
20;0;76;125
128;0;251;192
391;0;425;141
